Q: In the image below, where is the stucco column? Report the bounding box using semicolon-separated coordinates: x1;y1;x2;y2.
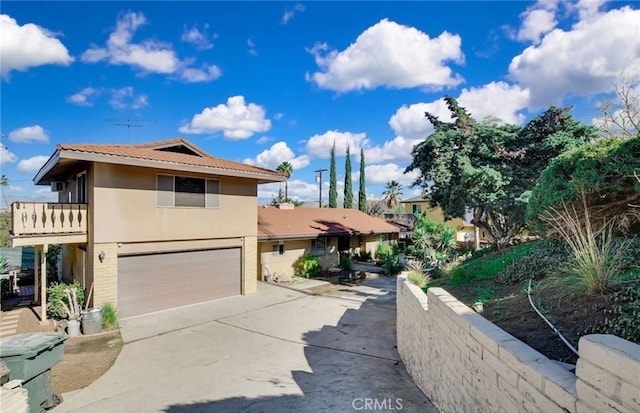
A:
243;236;257;294
40;244;48;325
91;243;118;308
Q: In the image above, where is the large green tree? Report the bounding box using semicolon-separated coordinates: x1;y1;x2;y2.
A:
358;148;367;213
382;181;403;210
276;161;293;201
329;143;338;208
406;96;595;250
527;136;640;232
343;147;353;208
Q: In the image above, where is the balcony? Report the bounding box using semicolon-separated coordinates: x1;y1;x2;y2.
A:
11;202;88;247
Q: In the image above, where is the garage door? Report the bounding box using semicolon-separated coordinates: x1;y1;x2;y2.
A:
118;248;241;318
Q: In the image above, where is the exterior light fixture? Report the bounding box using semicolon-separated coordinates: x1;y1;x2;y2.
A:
99;251;105;263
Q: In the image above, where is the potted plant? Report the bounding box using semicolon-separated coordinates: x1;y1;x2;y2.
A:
47;282;84;336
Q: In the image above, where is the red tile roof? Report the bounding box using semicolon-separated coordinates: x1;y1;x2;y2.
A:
258;207;399;239
56;139;284;179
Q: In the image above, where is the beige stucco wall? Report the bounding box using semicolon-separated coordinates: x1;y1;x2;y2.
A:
403;202;465;229
91;163;257;244
396;276;640;413
258;237;341;280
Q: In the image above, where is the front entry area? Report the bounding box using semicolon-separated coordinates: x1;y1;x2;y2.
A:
118;248;241;318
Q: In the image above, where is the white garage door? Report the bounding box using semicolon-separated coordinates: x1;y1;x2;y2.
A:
118;248;241;318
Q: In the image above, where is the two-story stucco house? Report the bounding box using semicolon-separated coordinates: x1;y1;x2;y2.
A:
11;138;285;320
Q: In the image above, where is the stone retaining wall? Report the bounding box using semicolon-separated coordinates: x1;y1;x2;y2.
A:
396;275;640;413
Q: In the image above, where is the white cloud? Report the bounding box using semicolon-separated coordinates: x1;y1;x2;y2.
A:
0;14;74;78
306;19;464;92
82;12;220;83
8;125;49;143
82;12;179;73
178;64;222;83
6;185;25;193
247;38;257;56
305;130;368;159
389;100;452;140
509;6;640;108
17;155;49;173
0;146;17;166
365;136;423;164
365;163;420;186
181;25;214;50
282;3;305;24
67;87;99;106
179;96;271;139
458;82;530;124
243;141;310;170
256;136;275;144
109;87;149;109
515;0;559;44
575;0;608;20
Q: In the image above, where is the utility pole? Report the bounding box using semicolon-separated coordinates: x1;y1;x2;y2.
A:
314;168;328;208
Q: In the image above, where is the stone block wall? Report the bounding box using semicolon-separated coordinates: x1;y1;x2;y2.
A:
396;275;640;413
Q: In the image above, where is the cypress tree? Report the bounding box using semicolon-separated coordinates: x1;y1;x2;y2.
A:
329;143;338;208
343;147;353;208
358;148;367;213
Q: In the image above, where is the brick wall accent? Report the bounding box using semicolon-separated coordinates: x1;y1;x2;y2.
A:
396;275;640;413
92;242;118;308
243;236;257;294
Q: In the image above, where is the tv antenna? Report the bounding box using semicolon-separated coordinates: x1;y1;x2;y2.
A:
105;118;153;141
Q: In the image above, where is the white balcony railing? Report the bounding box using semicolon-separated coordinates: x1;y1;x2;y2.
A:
11;202;87;237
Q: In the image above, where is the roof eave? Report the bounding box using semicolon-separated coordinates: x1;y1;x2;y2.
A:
33;150;61;185
56;149;286;183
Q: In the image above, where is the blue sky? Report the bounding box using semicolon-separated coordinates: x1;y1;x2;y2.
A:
1;1;639;206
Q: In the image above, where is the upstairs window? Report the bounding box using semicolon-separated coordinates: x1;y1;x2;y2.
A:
412;204;422;213
157;174;220;208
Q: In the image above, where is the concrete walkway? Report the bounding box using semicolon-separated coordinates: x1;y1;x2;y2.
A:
54;279;437;413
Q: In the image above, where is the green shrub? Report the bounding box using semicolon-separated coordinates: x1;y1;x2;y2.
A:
448;243;535;286
407;271;429;289
589;281;640;344
339;254;353;270
102;303;118;330
375;243;393;263
382;257;404;275
495;239;569;284
297;255;321;278
357;250;372;261
47;281;85;319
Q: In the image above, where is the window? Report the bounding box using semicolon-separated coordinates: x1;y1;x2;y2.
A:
76;173;87;203
157;174;220;208
272;243;285;255
312;238;327;255
412;204;422;213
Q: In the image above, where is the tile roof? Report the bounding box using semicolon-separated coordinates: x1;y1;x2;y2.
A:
56;139;284;179
258;207;400;239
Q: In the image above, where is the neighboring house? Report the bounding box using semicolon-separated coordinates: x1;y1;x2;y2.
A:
10;138;285;320
394;197;491;245
257;204;399;281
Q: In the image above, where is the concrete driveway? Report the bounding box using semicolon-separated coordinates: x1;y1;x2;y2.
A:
54;277;437;413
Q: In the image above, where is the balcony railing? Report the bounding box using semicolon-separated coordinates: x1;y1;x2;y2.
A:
11;202;87;237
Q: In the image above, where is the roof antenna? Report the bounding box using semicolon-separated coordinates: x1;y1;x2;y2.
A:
105;118;153;142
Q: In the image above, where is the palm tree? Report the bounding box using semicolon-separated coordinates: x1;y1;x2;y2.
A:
382;181;403;210
276;162;293;201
